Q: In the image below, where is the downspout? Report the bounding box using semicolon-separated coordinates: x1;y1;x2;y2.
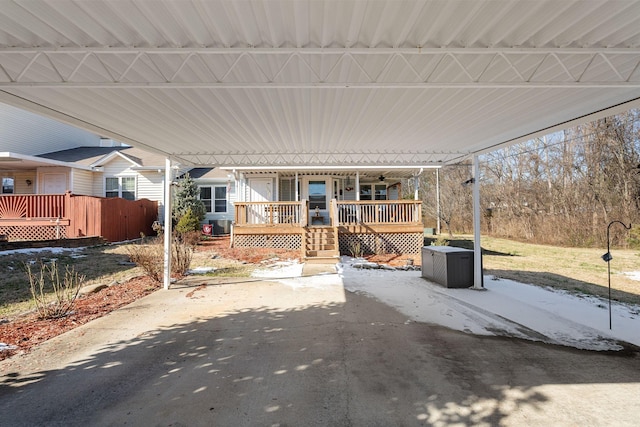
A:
472;155;484;289
163;158;173;290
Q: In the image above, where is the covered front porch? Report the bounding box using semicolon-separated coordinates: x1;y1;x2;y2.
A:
233;199;424;261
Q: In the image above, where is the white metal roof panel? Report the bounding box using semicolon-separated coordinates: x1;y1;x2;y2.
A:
0;0;639;167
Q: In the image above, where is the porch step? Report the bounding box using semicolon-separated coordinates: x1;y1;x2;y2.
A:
304;255;340;264
306;245;336;251
304;226;339;261
305;249;338;257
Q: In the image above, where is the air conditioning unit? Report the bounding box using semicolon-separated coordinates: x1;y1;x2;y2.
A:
210;219;231;235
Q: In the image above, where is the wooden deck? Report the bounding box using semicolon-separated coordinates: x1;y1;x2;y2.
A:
0;193;157;242
233;200;424;255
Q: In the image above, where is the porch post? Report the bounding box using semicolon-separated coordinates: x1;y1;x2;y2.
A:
295;172;299;201
355;171;360;201
436;168;441;235
472;154;484;289
163;158;173;290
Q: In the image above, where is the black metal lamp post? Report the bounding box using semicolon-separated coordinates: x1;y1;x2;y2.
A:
601;221;631;329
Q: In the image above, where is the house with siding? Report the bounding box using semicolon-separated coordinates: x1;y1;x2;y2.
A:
0;102;421;252
225;168;424;263
0;143;236;240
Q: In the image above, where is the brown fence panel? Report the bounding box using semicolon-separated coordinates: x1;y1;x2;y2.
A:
67;195;100;238
0;194;157;242
68;195;157;242
97;197;158;242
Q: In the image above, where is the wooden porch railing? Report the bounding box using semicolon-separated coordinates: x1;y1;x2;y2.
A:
234;201;305;226
0;194;67;219
233;199;422;227
336;200;422;225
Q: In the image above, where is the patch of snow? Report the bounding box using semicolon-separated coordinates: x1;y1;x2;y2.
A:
0;343;17;352
279;271;343;290
623;271;640;281
337;257;640;351
251;260;303;279
0;246;86;257
187;267;216;275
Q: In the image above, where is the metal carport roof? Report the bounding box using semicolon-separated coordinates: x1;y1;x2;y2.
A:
2;0;640;290
1;0;639;169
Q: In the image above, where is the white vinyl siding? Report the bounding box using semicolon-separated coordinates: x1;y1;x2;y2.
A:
71;169;94;195
136;171;164;219
0;103;101;155
13;171;36;194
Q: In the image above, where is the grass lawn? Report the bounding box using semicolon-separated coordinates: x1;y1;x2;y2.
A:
2;237;639;320
435;235;640;305
0;242;254;319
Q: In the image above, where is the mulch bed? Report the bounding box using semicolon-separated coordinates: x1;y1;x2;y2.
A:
0;276;159;361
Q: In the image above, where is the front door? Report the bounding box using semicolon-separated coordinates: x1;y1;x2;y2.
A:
42;173;68;194
303;176;331;225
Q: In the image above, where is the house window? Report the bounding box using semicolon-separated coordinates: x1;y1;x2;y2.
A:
2;177;14;194
199;186;227;213
105;177;136;200
360;184;387;201
374;184;387;200
360;184;372;200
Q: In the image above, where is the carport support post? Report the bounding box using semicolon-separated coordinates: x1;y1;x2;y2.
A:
163;158;173;290
472;155;484;289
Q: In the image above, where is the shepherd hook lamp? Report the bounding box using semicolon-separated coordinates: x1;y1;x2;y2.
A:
601;220;631;329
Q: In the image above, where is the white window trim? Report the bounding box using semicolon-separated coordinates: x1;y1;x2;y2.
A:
105;176;137;200
199;184;228;213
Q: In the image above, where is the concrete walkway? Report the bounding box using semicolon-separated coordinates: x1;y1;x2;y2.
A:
1;273;640;426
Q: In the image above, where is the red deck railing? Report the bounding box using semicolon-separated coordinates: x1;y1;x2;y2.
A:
0;193;157;242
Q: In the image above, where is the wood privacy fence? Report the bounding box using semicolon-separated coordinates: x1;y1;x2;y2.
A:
0;193;158;242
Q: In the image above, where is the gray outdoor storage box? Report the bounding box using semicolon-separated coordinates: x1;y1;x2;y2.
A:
421;246;474;288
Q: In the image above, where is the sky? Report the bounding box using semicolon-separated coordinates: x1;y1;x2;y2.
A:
252;257;640;352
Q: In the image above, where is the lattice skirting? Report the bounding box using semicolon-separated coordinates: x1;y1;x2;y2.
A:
234;234;302;250
339;232;422;255
0;225;68;241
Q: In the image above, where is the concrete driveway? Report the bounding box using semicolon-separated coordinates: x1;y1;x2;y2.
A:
1;273;639;426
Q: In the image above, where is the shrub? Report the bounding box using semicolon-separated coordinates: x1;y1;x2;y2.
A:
126;237;194;282
628;225;640;250
175;208;201;234
126;243;164;283
172;237;193;276
348;241;363;258
179;230;201;247
430;236;450;246
26;261;85;319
